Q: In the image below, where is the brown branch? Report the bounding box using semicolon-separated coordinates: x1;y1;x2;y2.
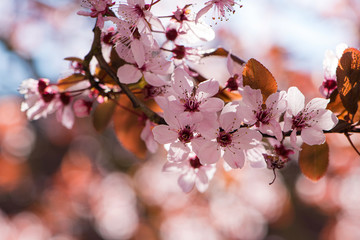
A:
90;26;166;125
202;47;246;65
345;132;360;156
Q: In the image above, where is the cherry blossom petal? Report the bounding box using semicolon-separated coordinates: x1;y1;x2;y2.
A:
143;72;166;86
266;90;287;112
290;130;301;151
195;169;209;192
178;172;196;193
168;141;191;162
287;87;305;116
150;60;174;75
227;53;234;76
237;102;256;124
140;120;158;153
246;146;267;168
131;39;145;68
172;68;194;97
219;102;240;131
146;13;165;31
195;4;213;23
223;148;245;169
57;105;75;129
152;125;178;144
155;96;169;110
232;128;262;149
167;99;186;113
197;79;220;99
162;161;183;173
199;98;224;112
184;21;215;42
198;141;221;165
242;85;262;109
301;127;326;146
283;113;293;132
196;114;218;139
305;98;330;113
267;119;283;141
117;64;142;84
316;110;338;130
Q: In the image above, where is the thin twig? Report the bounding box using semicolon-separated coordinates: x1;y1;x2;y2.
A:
345;132;360;156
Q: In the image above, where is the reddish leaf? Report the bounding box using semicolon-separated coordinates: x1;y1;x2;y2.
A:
57;74;86;91
336;48;360;116
299;142;329;181
242;58;277;101
92;100;117;132
327;89;360;123
113;95;161;159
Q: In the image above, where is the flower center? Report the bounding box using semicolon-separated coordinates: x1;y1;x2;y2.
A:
134;4;145;18
225;74;239;91
166;28;178;41
178;125;193;143
216;128;232;147
60;93;71;105
183;96;200;112
256;108;271;126
172;45;186;60
42;91;55;103
292;113;309;130
38;79;48;94
322;79;337;98
189;156;202;169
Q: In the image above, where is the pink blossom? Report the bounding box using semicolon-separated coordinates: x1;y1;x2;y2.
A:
320;43;348;98
163;153;216;193
152;112;200;162
117;0;164;32
168;6;215;43
140;119;158;153
117;50;173;85
56;92;75;129
245;143;268;168
19;78;60;121
284;87;338;150
77;0;115;28
158;67;224;123
169;45;202;76
110;16;157;64
73;99;93;118
239;85;287;140
196;0;242;23
196;102;262;169
224;52;244;91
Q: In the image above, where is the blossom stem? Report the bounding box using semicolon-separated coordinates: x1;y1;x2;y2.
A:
269;168;277;185
345;132;360;156
157;15;173;18
151;0;161;6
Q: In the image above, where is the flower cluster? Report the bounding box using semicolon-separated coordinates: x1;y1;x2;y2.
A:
19;0;343;192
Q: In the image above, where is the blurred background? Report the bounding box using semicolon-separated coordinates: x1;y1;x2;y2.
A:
0;0;360;239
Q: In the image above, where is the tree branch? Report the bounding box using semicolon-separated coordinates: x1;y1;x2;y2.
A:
89;26;166;125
